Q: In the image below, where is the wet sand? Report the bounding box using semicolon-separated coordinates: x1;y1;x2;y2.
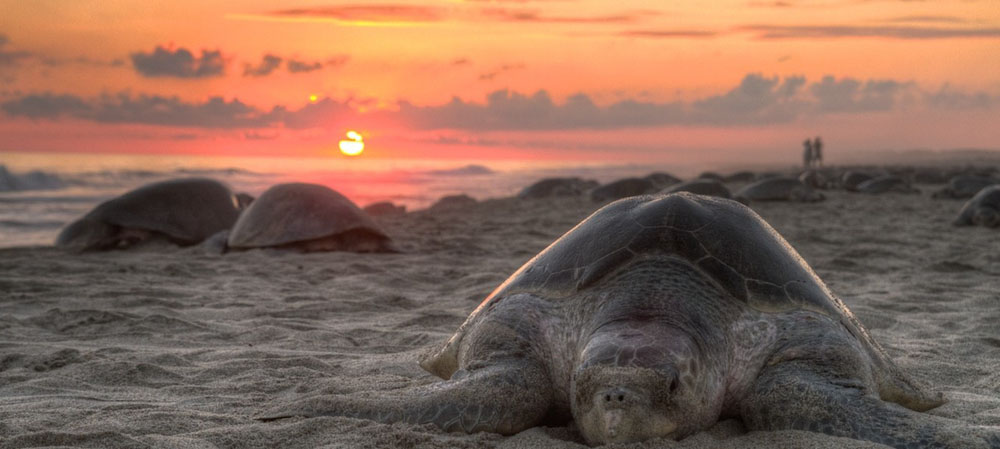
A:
1;186;999;448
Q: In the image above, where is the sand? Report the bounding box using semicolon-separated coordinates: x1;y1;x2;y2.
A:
1;187;999;448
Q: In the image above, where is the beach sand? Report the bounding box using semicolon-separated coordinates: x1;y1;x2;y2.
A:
2;187;999;448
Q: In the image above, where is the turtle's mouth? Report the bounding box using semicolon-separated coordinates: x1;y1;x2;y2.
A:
600;409;677;444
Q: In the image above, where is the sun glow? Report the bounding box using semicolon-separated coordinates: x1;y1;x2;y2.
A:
339;130;365;156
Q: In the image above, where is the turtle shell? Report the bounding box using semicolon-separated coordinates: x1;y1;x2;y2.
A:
226;183;389;249
422;192;861;378
735;177;818;202
55;177;240;249
954;185;1000;226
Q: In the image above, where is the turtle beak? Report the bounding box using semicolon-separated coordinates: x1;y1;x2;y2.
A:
604;409;624;439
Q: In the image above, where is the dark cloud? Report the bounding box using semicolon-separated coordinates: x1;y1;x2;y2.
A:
479;8;647;24
452;57;471;65
130;46;225;78
270;5;444;22
885;15;968;24
4;74;995;130
243;54;347;76
740;24;1000;39
478;63;525;81
2;92;278;128
808;76;908;112
287;58;324;73
0;34;32;67
1;93;91;118
619;29;719;38
244;54;283;77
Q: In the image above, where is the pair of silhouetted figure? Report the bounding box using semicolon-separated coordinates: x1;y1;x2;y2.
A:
803;136;823;168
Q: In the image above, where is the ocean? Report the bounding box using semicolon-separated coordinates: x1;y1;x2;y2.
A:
0;152;696;248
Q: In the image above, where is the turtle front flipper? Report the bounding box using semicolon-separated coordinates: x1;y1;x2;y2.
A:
742;360;997;449
257;361;553;435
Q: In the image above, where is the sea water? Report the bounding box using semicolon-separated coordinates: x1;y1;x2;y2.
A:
0;152;692;248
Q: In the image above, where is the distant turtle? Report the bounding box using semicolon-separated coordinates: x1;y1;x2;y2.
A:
429;194;477;211
798;170;830;190
227;183;396;253
696;171;725;181
842;171;874;192
590;178;657;202
735;177;824;203
954;185;1000;227
260;193;998;448
857;175;920;194
519;177;599;199
723;171;756;183
661;178;732;199
363;201;406;217
932;175;997;199
642;172;682;189
55;177;241;251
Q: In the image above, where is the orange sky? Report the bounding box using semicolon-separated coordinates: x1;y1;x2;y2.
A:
1;0;998;163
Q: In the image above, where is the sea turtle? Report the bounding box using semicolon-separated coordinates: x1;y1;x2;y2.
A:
723;171;756;183
430;194;477;211
841;171;874;192
643;172;682;189
519;177;599;199
661;178;732;199
55;177;241;251
226;183;396;253
696;171;725;181
735;177;824;203
799;169;831;190
932;175;998;199
590;178;657;202
954;185;1000;227
260;193;996;447
856;175;920;194
363;201;407;217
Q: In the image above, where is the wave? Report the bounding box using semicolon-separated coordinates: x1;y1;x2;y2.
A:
0;219;65;229
0;165;67;192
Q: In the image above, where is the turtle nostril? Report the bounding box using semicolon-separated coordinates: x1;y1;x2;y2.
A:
617;394;624;402
604;394;611;402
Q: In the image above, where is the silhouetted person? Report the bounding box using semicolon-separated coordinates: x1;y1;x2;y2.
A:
803;139;814;169
813;136;823;167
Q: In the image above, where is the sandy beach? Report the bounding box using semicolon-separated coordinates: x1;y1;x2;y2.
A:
2;183;999;449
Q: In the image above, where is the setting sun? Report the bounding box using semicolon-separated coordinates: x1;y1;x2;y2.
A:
338;130;364;156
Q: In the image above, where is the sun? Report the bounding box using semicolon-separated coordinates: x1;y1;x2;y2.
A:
339;130;364;156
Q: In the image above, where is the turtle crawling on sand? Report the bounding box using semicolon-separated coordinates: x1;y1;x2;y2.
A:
954;185;1000;227
261;193;999;448
227;183;396;252
56;177;242;251
735;177;824;203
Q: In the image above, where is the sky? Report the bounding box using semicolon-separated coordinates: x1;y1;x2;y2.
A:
1;0;998;164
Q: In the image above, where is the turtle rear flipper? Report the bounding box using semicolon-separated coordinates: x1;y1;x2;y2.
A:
257;361;552;435
743;360;994;449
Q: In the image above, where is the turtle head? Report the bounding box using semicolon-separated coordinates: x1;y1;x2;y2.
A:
571;331;723;445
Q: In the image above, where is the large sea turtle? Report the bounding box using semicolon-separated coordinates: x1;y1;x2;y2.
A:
260;193;997;447
55;177;242;251
226;183;396;252
954;185;1000;227
735;177;824;203
932;175;998;199
842;171;874;192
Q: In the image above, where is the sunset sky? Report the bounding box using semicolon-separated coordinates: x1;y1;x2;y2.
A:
1;0;998;163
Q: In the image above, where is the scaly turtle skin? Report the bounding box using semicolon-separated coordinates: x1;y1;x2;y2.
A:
954;185;1000;227
261;193;999;448
55;177;241;251
735;177;824;203
227;183;395;253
